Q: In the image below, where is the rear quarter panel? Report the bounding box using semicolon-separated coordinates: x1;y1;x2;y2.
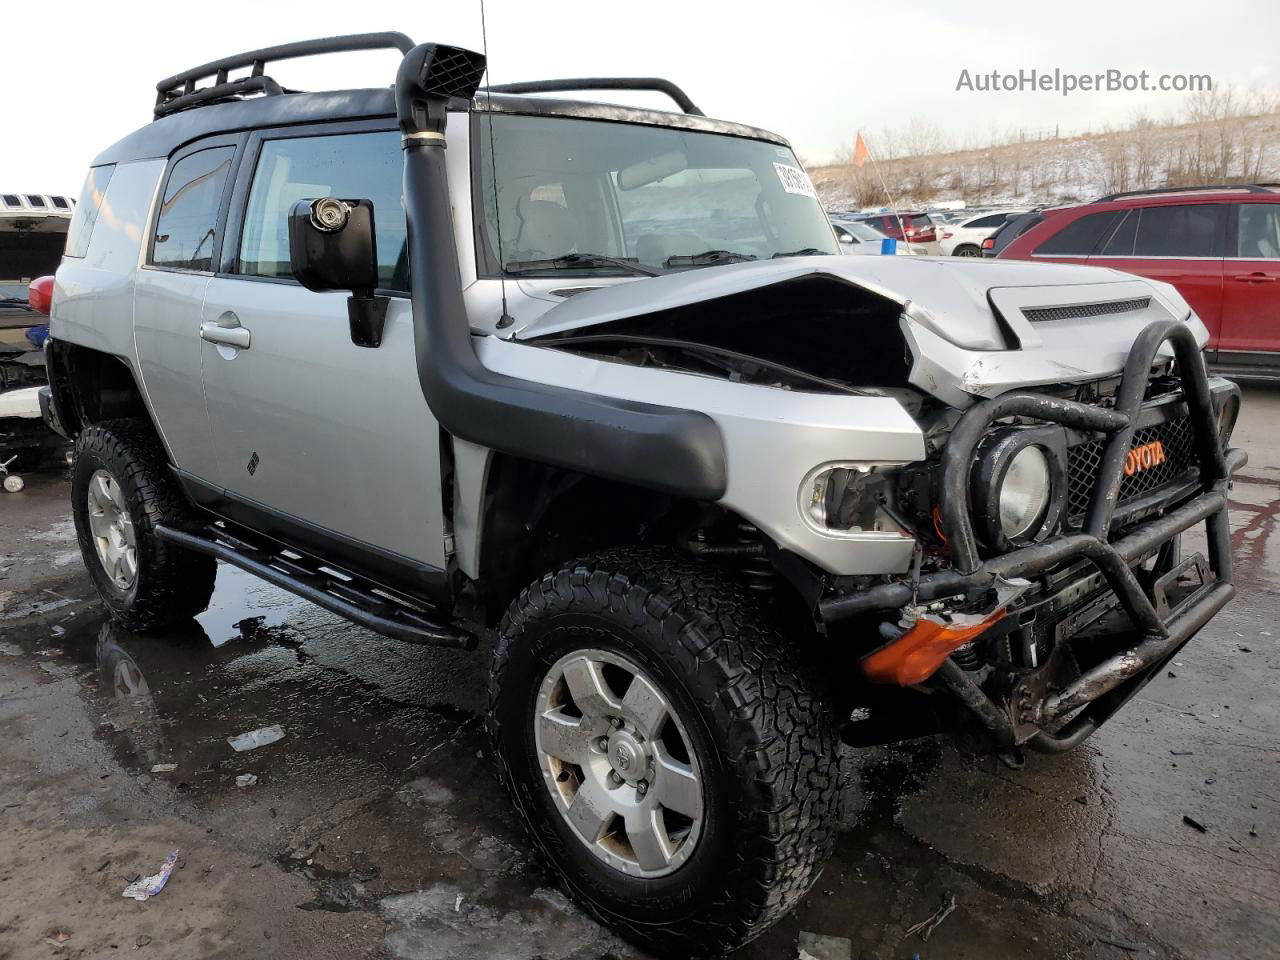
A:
53;160;164;363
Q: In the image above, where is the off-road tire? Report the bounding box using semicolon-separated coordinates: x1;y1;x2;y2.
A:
489;548;844;956
71;419;216;630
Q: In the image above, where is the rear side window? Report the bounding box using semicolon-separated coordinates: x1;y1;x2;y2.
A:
967;213;1008;229
1034;210;1120;256
909;214;932;228
64;164;116;259
1235;204;1280;259
237;130;407;290
152;146;235;271
1098;209;1137;255
1131;203;1224;257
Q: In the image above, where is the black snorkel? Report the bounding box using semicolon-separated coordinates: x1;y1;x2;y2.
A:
394;43;726;500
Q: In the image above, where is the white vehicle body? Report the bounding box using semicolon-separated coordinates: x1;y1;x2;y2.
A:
938;208;1026;256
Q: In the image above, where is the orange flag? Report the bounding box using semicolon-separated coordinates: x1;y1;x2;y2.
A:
852;132;870;169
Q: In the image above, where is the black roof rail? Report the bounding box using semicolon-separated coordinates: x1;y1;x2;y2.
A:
154;32;416;119
1095;183;1276;202
487;78;704;116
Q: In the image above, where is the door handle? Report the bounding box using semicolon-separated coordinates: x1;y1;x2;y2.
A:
1233;272;1276;283
200;317;251;350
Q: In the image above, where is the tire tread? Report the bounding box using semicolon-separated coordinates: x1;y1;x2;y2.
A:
73;418;216;630
489;547;843;956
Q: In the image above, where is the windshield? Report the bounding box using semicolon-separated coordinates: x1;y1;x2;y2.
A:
475;113;838;274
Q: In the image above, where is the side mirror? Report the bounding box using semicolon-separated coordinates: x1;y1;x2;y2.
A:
288;198;388;348
838;234;855;244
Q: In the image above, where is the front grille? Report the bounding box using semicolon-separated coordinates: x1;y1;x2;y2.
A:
1022;297;1151;323
1066;415;1197;523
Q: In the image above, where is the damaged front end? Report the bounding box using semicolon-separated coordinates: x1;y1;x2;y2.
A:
822;320;1244;753
516;257;1243;753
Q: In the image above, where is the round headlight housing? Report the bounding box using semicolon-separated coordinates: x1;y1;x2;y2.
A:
970;428;1067;551
998;445;1052;540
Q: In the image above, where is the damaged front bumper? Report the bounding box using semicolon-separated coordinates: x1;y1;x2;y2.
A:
818;320;1245;749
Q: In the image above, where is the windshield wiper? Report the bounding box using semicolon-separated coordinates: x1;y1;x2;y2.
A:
664;250;757;268
771;248;831;259
504;253;660;277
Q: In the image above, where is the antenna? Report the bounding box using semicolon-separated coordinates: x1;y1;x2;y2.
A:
479;0;514;330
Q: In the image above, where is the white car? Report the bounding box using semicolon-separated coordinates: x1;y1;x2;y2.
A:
938;209;1026;257
831;219;926;256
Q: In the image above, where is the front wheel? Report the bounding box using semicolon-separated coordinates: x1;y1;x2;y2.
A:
489;549;843;956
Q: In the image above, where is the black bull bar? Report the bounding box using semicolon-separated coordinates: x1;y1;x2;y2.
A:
818;320;1246;743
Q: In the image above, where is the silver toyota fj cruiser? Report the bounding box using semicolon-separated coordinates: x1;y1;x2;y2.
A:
39;33;1245;955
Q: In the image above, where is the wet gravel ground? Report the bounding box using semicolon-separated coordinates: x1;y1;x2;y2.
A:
1;386;1278;959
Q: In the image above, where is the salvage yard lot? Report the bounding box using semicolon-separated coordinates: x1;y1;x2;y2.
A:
2;386;1278;960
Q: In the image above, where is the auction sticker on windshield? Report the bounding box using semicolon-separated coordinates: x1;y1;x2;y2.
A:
773;162;817;198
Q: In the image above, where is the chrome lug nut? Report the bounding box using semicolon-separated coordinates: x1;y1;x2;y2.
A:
609;770;624;785
636;780;649;797
609;716;623;729
597;737;609;751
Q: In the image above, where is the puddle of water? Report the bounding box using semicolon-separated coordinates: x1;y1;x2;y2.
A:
2;559;488;812
196;565;309;648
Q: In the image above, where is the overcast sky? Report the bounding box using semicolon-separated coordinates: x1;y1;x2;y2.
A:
3;0;1276;194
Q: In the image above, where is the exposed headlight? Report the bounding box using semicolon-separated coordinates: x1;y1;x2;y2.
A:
970;427;1067;550
800;462;910;534
998;446;1052;540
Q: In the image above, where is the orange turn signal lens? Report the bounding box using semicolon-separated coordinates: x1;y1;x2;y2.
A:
861;608;1006;686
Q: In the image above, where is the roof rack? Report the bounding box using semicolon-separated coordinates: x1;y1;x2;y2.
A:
154;32;416;119
487;78;704;116
1095;183;1276;202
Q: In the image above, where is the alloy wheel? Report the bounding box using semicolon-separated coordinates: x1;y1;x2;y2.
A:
533;648;704;878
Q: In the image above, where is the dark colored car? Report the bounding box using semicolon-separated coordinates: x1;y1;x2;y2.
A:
994;185;1280;381
859;211;936;244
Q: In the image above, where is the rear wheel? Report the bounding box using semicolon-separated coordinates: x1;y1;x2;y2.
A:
953;243;981;257
72;419;216;630
489;549;843;956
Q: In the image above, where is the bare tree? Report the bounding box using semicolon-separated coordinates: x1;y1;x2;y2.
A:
807;85;1279;211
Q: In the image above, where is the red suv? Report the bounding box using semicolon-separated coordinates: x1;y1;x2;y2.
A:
995;185;1280;380
859;211;936;245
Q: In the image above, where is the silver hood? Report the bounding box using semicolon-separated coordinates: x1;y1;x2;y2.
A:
513;255;1207;407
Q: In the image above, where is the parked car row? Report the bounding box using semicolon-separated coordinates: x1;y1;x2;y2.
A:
830;218;926;255
828;206;1034;257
